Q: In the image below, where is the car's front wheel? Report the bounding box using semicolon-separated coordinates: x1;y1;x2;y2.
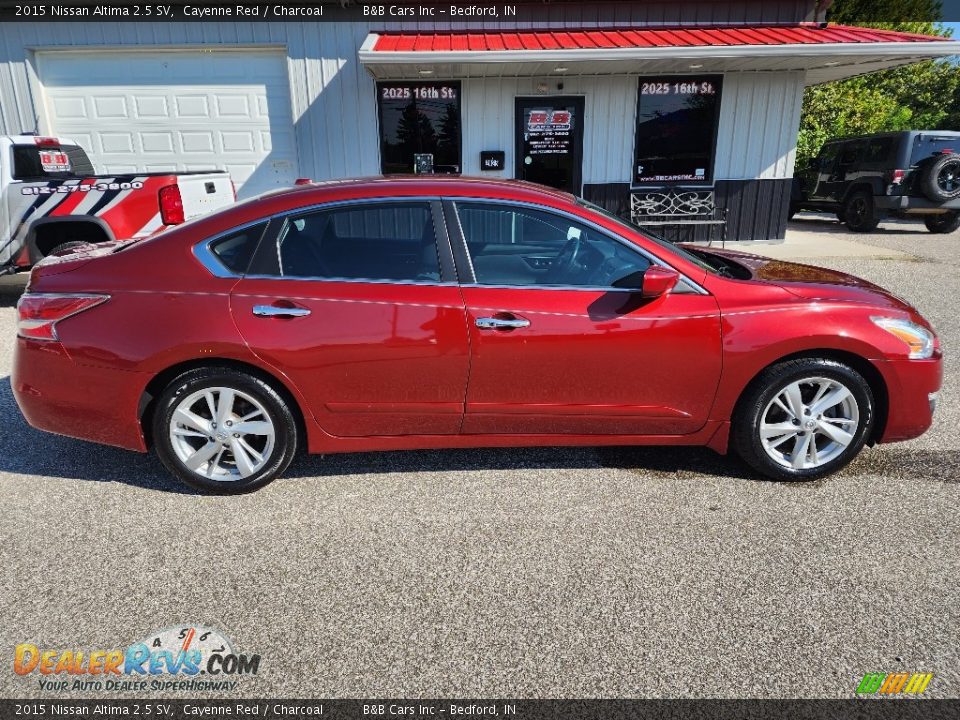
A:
153;367;298;493
732;359;874;481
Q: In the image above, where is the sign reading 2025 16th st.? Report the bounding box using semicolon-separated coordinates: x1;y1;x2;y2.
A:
13;625;261;693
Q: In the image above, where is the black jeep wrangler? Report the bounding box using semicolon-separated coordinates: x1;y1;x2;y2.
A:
791;131;960;233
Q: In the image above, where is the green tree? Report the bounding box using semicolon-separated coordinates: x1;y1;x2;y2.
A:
796;0;959;166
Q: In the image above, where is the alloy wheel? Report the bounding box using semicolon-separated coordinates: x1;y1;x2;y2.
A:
758;376;860;470
169;387;276;481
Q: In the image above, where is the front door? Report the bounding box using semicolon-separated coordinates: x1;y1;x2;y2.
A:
448;200;723;436
230;200;470;437
515;96;585;194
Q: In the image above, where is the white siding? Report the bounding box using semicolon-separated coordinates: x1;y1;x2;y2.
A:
0;18;807;187
461;71;804;185
0;21;384;182
715;71;805;180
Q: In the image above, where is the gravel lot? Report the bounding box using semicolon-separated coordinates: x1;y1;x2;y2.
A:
1;218;957;700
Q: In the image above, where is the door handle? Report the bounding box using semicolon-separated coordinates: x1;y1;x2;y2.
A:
475;315;530;330
252;304;311;318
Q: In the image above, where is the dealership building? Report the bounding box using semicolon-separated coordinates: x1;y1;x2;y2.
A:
0;1;957;240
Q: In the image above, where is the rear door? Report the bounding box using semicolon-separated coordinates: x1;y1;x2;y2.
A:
229;199;471;437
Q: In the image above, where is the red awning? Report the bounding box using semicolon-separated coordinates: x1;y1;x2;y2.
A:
359;23;958;84
370;24;948;53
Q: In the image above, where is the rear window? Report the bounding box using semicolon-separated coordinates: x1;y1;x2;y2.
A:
11;144;95;180
910;134;960;165
210;223;268;274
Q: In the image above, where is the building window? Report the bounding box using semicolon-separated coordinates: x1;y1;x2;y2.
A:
633;76;723;186
377;82;461;175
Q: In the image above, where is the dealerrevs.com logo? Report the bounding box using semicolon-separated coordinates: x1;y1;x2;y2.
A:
13;625;260;693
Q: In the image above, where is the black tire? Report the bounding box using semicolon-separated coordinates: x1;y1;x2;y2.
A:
843;191;879;232
924;211;960;234
47;240;89;256
152;367;298;493
788;203;799;220
920;153;960;202
732;358;875;482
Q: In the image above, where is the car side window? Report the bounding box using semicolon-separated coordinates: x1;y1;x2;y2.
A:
210;222;268;274
455;202;651;288
275;202;439;282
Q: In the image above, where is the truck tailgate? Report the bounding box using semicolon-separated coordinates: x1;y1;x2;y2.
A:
177;173;235;220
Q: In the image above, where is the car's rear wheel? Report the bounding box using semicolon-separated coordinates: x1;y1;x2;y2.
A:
843;191;879;232
153;367;298;493
924;211;960;234
732;358;874;482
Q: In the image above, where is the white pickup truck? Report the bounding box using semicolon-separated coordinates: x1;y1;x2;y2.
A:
1;134;235;272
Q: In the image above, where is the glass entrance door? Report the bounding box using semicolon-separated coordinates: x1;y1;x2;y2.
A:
515;97;585;194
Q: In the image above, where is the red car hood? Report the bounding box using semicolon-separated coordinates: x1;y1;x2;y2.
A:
691;246;919;315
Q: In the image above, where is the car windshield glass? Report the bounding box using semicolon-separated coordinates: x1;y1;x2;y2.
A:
575;198;719;274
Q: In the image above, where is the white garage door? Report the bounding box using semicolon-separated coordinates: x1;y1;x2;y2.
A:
37;49;298;199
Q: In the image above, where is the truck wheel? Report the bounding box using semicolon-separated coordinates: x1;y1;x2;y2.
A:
843;192;879;232
920;153;960;202
924;211;960;234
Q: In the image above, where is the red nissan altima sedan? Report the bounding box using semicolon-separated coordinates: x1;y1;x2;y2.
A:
13;177;942;492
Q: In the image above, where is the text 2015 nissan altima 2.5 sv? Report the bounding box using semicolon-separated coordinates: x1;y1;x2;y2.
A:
12;177;942;493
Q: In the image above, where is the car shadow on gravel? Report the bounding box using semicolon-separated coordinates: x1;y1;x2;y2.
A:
3;376;955;492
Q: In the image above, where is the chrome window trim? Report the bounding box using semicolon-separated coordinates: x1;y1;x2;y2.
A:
193;194;709;295
241;274;459;288
446;196;709;296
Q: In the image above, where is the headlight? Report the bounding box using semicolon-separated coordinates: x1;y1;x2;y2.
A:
871;317;935;359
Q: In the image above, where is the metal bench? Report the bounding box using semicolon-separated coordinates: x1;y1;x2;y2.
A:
630;189;727;246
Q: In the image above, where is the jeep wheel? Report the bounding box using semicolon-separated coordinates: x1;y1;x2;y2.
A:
843;192;879;232
920;153;960;202
924;211;960;234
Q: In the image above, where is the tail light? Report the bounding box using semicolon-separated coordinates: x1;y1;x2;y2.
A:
159;184;185;225
33;136;60;148
17;293;109;342
294;178;312;186
890;169;905;185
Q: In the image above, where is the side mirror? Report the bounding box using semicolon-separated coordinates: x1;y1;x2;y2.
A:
612;266;680;298
639;266;680;298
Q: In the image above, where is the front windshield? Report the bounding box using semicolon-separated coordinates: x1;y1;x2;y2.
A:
576;197;721;275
